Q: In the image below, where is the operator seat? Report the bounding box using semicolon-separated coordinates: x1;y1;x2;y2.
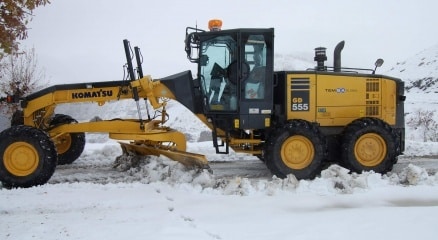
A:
245;65;265;99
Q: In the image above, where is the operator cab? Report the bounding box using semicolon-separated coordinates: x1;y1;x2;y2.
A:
185;20;274;133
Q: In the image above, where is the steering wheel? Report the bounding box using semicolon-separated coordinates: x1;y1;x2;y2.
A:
227;61;250;84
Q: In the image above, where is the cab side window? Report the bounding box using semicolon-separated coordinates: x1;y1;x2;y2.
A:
244;35;267;99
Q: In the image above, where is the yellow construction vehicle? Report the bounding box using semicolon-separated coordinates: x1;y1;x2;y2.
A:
0;20;405;188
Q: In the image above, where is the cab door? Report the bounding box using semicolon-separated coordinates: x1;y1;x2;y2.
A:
238;30;274;129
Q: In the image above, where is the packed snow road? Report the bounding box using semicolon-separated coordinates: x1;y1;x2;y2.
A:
48;159;272;185
394;156;438;175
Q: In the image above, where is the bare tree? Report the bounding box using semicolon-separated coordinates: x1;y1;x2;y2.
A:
407;109;438;142
0;48;48;115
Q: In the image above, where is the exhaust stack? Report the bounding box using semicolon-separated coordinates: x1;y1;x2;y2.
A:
333;41;345;72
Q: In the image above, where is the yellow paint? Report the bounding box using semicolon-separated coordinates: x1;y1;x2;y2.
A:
285;73;397;126
354;133;387;167
264;117;270;127
3;142;39;177
280;135;314;170
234;119;240;128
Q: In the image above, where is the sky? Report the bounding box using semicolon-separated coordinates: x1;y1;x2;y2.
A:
21;0;438;84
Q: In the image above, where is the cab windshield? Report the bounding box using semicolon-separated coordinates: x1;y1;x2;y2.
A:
199;35;237;111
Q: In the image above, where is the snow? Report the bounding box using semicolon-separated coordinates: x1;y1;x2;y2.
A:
2;44;438;240
2;149;438;240
2;122;438;239
385;43;438;83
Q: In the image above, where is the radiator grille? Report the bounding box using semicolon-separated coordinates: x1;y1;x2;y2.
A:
366;79;380;92
365;79;380;116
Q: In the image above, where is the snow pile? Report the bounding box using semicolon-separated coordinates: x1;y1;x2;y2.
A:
396;164;431;185
214;165;438;196
47;150;437;198
112;154;216;188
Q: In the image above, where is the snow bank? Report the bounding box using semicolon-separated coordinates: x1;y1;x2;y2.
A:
404;140;438;156
29;146;437;197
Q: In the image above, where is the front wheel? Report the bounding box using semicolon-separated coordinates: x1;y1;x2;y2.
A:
264;120;326;179
0;126;58;188
341;118;397;174
11;110;24;126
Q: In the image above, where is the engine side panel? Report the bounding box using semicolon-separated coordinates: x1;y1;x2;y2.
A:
276;71;400;127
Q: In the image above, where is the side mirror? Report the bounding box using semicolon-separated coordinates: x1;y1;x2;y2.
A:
375;58;384;68
373;58;384;74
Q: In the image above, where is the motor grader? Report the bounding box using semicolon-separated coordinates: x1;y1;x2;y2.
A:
0;20;405;188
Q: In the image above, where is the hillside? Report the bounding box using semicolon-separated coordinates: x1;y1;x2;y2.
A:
274;52;314;71
385;43;438;96
383;44;438;142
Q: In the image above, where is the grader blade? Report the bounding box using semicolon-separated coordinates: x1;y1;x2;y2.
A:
119;142;209;168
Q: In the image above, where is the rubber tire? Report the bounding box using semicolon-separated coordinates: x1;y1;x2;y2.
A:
11;110;24;126
50;114;85;165
0;125;58;188
264;120;326;179
341;117;397;174
255;154;264;163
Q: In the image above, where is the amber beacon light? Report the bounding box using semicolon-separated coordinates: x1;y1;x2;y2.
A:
208;19;222;31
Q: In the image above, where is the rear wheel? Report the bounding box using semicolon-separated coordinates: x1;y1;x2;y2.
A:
0;125;58;188
264;120;326;179
341;118;397;174
50;114;85;165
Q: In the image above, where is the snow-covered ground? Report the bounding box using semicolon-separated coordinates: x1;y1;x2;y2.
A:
2;143;438;240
